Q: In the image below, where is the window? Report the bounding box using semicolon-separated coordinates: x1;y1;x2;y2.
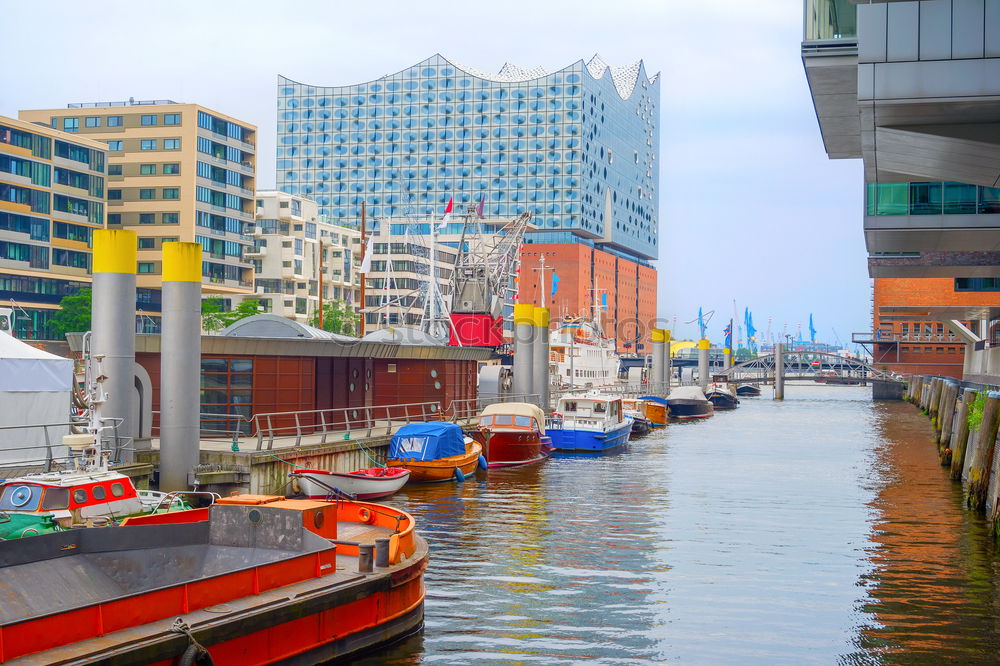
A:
108;189;122;200
41;487;69;510
163;163;180;174
164;139;180;150
164;113;180;126
110;482;125;497
108;213;121;225
108;164;122;175
106;115;122;127
139;188;155;199
139;164;156;175
107;140;123;151
138;237;155;249
138;262;155;273
63;118;79;132
141;115;158;126
140;140;156;151
162;212;179;224
162;188;179;200
291;199;302;216
92;485;107;501
85;117;100;128
139;213;155;224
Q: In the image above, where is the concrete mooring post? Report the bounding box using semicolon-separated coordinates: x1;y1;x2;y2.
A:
967;391;1000;511
532;307;550;411
774;342;785;400
513;304;535;400
158;243;204;492
651;329;665;394
950;388;977;481
91;229;137;461
697;339;710;392
663;329;672;395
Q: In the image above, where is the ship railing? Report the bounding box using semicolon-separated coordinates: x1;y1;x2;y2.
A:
0;418;132;475
446;393;541;421
249;401;443;451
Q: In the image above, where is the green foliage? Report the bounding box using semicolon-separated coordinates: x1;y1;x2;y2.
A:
49;288;92;339
201;297;263;333
309;300;358;336
968;391;986;432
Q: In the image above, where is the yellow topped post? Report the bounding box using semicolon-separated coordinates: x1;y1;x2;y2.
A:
532;307;551;409
513;303;536;399
532;306;550;329
697;339;711;350
93;229;137;275
651;328;665;343
513;303;535;326
162;242;203;283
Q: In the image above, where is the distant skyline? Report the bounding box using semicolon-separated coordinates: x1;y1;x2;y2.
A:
1;0;869;346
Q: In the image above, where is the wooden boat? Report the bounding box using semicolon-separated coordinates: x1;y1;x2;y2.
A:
0;495;428;664
636;395;669;427
386;421;484;482
666;386;715;420
474;402;552;468
546;394;633;453
290;467;410;500
735;384;761;397
621;398;653;436
705;384;740;410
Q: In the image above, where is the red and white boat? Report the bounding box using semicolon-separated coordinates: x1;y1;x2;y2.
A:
475;402;552;468
290;467;410;500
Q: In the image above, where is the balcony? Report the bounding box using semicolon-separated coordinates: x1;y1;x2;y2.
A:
245;246;266;258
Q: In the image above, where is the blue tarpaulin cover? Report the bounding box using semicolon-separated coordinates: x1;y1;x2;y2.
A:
639;396;670;406
388;422;466;461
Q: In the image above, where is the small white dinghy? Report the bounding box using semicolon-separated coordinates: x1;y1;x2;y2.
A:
290;467;410;500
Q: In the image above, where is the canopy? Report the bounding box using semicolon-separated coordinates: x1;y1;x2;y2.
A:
0;332;73;392
639;396;670;406
389;422;466;461
480;402;545;422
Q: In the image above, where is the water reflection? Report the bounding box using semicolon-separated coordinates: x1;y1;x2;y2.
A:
354;386;1000;664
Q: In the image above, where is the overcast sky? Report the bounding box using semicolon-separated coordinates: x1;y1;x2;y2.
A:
1;0;868;347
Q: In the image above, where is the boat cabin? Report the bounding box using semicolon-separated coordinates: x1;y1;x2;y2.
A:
478;402;546;436
0;470;144;524
553;395;624;430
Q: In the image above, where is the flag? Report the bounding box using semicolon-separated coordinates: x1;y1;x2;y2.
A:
809;313;816;343
698;307;706;339
550;270;560;298
724;321;733;351
439;197;453;229
359;237;373;273
475;193;485;218
601;292;607;311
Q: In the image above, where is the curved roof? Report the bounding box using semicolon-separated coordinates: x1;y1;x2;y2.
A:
280;53;659;101
480;402;545;421
221;314;357;341
361;326;445;346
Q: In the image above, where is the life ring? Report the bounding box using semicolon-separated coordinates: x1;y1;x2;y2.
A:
20;528;39;538
552;412;563;419
10;485;32;507
358;507;375;524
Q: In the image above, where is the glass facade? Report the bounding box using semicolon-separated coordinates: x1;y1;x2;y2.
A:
803;0;857;41
277;55;659;261
867;182;1000;216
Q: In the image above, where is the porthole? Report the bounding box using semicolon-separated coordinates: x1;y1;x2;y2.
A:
111;482;125;497
434;381;442;390
248;508;263;525
430;369;438;378
73;488;88;504
92;485;107;501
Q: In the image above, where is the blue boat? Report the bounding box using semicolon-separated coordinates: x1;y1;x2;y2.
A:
546;394;634;453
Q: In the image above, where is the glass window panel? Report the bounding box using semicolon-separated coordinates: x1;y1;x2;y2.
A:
979;186;1000;214
874;183;908;215
201;358;228;372
909;182;941;215
230;359;253;372
943;182;977;214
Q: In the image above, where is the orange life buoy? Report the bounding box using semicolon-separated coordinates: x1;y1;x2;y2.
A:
358;507;375;524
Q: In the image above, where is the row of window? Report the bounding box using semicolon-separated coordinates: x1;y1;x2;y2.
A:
197;111;251;143
105;138;181;152
955;278;1000;292
0;242;86;270
196;160;247;188
195;185;250;212
0;124;52;159
108;212;180;225
0;153;51;186
196;235;246;258
109;187;180;200
196;137;250;165
196;210;245;235
868;182;1000;216
54;140;104;172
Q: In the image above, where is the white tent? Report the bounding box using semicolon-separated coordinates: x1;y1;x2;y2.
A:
0;332;73;467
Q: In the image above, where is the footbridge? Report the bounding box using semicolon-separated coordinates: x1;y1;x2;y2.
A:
715;351;899;385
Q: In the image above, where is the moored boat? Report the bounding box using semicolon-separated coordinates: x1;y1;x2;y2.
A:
290;466;410;500
704;384;740;410
621;398;653;436
546;394;633;453
386;422;484;482
735;384;761;397
666;386;715;420
636;395;669;427
474;402;552;468
0;495;428;664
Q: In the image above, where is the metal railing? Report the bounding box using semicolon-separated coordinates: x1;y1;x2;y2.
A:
444;393;541;422
249;402;442;451
0;418;130;473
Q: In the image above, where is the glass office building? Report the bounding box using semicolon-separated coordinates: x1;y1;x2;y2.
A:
277;54;659;263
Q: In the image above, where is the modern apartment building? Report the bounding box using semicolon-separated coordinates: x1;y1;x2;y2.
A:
276;54;660;345
19;101;257;329
0;115;107;339
802;0;1000;382
245;190;360;324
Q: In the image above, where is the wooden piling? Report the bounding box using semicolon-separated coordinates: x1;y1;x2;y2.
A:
950;389;976;481
938;382;958;462
967;391;1000;512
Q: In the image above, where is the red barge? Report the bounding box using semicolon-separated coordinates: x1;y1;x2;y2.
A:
0;494;427;664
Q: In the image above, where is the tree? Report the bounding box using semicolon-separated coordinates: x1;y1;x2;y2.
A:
50;288;92;339
201;297;264;333
309;300;357;336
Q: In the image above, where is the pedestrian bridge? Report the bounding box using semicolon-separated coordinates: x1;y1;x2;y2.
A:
715;351;899;385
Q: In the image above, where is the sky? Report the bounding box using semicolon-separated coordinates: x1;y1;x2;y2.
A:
1;0;869;347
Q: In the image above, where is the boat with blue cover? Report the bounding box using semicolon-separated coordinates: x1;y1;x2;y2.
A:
546;394;633;453
386;421;484;482
637;395;670;427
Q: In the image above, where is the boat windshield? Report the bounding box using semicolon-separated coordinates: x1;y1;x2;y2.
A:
493;415;514;426
41;487;69;510
479;416;492;426
514;416;532;427
0;484;42;512
593;402;607;413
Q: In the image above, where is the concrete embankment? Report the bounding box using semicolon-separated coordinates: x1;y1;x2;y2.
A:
906;375;1000;534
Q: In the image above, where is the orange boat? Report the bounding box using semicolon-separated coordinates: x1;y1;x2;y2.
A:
385;422;484;483
0;495;427;664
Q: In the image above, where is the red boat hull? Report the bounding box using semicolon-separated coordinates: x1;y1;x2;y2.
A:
478;431;552;468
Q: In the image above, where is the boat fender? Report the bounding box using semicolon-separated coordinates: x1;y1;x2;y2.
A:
358;507;375;524
478;455;488;470
453;467;466;482
172;618;214;666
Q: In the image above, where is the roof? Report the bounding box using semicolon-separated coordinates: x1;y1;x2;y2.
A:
361;327;445;346
480;402;545;421
668;386;708;401
221;315;357;342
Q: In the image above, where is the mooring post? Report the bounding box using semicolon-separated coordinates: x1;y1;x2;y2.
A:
950;389;977;481
697;339;710;392
774;342;784;401
968;392;1000;511
375;537;391;568
358;543;374;572
929;378;944;427
513;304;535;399
938;382;958;452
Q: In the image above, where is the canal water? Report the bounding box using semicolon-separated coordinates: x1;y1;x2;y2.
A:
359;385;1000;664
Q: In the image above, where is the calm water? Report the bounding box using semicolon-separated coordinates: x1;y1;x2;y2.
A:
358;385;1000;664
